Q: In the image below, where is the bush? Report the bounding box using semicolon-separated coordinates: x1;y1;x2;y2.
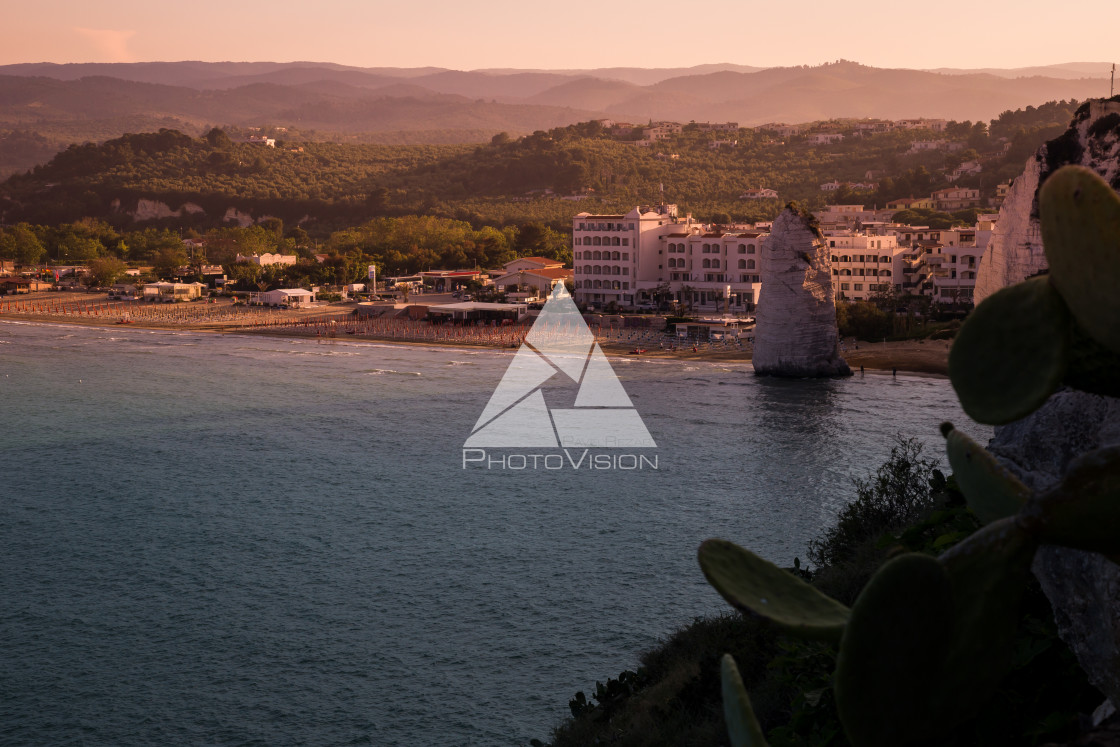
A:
806;436;941;569
836;300;893;341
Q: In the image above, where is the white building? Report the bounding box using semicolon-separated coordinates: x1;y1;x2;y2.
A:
254;288;316;307
236;253;298;267
824;233;904;302
572;206;766;312
142;282;205;302
739;188;778;199
808;133;845;145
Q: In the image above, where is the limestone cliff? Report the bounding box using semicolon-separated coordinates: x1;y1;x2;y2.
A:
975;98;1120;302
752;206;851;377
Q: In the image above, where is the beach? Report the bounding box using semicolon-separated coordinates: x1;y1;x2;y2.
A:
0;291;950;374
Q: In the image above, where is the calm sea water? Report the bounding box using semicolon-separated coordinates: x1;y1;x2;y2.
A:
0;321;990;746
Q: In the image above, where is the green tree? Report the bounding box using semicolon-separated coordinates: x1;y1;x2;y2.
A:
152;247;188;278
0;224;46;265
87;256;127;286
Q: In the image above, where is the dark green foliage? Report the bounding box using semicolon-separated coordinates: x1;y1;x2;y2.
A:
1087;112;1120;139
989;100;1080;140
835;301;892;340
806;437;941;569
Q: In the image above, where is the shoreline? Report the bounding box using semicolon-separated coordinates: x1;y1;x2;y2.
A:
0;312;950;375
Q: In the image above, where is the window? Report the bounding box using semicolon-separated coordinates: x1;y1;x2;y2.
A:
747;260;755;269
854;284;863;291
622;253;629;260
738;259;746;269
748;244;756;254
738;244;746;254
841;283;850;291
592;237;601;246
612;237;621;246
622;238;629;246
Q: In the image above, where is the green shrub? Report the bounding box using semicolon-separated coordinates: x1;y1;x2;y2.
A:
806;437;941;569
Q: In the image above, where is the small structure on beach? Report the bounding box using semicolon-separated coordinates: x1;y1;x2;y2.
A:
253;288;316;308
427;301;528;323
142;282;206;302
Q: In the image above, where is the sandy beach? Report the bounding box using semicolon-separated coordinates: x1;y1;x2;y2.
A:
0;291;950;374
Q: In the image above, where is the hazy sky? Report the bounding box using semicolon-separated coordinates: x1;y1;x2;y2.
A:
2;0;1117;71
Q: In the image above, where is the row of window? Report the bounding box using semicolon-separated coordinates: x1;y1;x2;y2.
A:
574;280;631;290
575;266;629;276
575;251;629;261
667;258;757;270
834;268;891;277
576;222;636;231
831;255;893;264
668;273;761;283
666;242;757;254
575;237;630;246
839;283;892;292
829;240;888;249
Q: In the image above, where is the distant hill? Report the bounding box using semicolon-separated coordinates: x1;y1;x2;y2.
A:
0;59;1111;177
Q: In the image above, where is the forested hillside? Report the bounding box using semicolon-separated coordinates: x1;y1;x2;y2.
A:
0;102;1079;232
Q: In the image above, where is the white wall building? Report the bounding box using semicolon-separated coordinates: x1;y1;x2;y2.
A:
236;253;298;267
254;288;317;307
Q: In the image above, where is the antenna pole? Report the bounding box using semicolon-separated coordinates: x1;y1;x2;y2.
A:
1112;64;1115;98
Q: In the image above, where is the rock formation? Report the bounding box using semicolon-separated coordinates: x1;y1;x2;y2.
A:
987;389;1120;710
975;98;1120;302
752;206;851;377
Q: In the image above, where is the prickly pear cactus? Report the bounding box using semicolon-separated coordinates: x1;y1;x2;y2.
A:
721;654;769;747
942;423;1030;523
703;163;1120;747
948;275;1069;424
699;539;850;642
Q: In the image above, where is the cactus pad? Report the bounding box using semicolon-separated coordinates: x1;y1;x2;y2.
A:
835;552;953;747
942;423;1031;523
699;539;850;641
949;275;1069;424
721;654;770;747
1040;165;1120;353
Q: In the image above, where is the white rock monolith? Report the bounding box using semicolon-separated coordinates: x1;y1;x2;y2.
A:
752;207;850;378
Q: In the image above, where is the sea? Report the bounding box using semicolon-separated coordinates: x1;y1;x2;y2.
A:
0;321;991;746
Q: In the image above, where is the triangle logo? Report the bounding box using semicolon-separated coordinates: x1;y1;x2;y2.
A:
465;284;656;449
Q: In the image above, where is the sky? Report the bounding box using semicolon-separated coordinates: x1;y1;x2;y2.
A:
1;0;1117;71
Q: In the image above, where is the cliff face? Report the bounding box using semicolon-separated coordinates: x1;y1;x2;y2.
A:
752;207;851;378
975;99;1120;302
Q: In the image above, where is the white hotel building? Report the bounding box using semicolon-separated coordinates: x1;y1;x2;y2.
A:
572;206;992;311
572;206;765;312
